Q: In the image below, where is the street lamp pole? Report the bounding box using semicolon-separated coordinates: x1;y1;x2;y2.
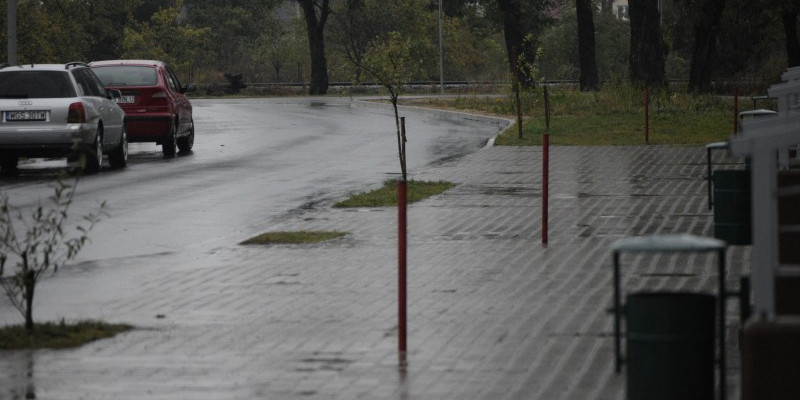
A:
7;0;17;65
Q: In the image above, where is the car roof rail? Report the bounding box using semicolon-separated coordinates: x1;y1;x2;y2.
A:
65;61;88;69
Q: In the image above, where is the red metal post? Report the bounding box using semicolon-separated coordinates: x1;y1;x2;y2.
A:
644;88;650;144
397;180;407;359
733;89;739;134
542;85;550;246
542;132;549;246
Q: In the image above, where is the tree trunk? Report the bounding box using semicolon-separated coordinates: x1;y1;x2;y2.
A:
688;0;726;94
23;254;35;333
601;0;614;16
298;0;330;95
629;0;666;87
783;4;800;68
497;0;538;89
577;0;599;91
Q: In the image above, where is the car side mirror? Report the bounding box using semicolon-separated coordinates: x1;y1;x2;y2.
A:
182;84;197;94
107;89;122;101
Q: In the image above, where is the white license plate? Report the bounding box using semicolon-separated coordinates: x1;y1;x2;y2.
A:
6;110;48;121
116;95;135;104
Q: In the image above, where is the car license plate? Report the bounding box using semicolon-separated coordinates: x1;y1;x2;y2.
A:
6;110;48;121
116;95;135;104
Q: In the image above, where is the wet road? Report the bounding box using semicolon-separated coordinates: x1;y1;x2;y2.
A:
0;97;507;265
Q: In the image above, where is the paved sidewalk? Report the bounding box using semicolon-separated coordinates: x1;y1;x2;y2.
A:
0;145;748;399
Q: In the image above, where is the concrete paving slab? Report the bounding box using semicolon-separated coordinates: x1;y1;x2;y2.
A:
0;145;748;399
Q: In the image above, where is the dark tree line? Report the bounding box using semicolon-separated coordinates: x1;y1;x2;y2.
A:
1;0;795;95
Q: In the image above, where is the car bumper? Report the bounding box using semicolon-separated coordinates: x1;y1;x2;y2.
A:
125;114;172;142
0;124;96;157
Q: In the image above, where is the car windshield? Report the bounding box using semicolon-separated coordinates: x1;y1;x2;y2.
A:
92;66;158;87
0;71;76;98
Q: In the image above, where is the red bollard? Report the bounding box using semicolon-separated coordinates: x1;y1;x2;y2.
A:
397;180;407;360
733;89;739;134
542;133;549;246
644;88;650;144
542;86;551;246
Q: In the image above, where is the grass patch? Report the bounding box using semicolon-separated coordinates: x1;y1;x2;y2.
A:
334;180;456;208
0;320;133;350
240;230;348;245
399;85;776;146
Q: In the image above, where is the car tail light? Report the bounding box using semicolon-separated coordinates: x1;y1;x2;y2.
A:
149;91;168;107
67;102;86;123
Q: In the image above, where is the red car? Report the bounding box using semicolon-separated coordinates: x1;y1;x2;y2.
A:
90;60;195;157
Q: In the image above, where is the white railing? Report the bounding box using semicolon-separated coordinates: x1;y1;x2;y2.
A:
729;67;800;319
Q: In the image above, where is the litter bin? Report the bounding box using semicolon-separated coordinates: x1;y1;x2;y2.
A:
626;292;716;400
612;235;731;400
713;169;751;245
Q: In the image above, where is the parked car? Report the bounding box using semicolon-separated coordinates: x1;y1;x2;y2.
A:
89;60;195;158
0;62;127;174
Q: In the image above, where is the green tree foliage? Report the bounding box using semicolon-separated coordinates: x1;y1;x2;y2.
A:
331;0;434;83
714;0;788;82
122;1;209;81
1;1;85;63
78;1;141;61
259;20;308;83
493;0;554;89
0;0;146;63
538;5;628;84
183;0;281;79
330;0;504;84
0;176;105;333
0;0;790;90
330;0;388;83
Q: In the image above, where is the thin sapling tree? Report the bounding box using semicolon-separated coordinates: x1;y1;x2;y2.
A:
361;31;424;180
0;175;106;333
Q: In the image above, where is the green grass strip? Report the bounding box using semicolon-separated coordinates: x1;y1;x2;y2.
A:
240;230;348;245
0;320;133;350
400;86;773;146
334;180;456;208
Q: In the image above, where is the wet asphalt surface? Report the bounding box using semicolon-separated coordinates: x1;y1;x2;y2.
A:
0;98;748;399
0;97;508;263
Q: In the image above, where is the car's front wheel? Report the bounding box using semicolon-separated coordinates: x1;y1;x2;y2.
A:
109;123;128;169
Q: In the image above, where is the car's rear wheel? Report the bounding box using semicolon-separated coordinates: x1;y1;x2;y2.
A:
177;122;194;153
162;121;177;158
109;123;128;169
84;127;103;174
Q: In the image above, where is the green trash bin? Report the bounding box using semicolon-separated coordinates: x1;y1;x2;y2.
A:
713;169;751;245
626;292;716;400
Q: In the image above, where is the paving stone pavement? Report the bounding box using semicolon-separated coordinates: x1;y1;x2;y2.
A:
0;145;749;400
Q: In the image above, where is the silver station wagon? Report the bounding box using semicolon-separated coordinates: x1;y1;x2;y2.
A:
0;62;127;174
